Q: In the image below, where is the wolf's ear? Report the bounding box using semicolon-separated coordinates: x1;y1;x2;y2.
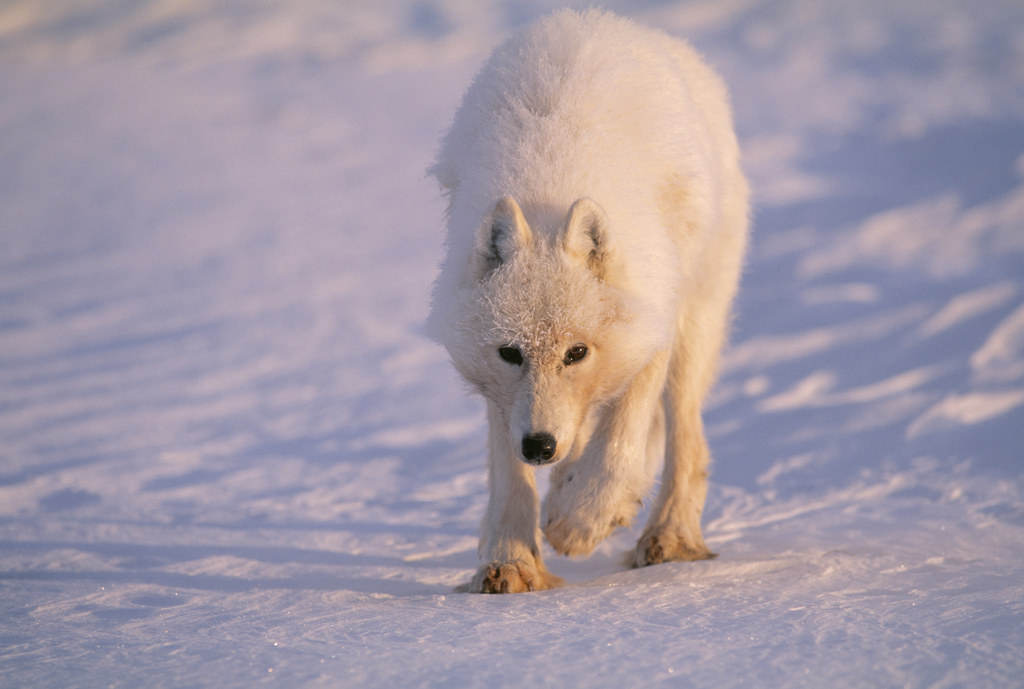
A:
561;197;612;280
471;196;532;280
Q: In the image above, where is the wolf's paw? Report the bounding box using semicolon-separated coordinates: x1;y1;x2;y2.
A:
464;560;563;594
544;501;637;558
544;461;644;557
633;528;715;568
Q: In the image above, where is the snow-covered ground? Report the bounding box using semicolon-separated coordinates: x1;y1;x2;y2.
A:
2;1;1023;686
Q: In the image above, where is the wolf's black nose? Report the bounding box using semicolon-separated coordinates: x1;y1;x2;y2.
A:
522;433;557;463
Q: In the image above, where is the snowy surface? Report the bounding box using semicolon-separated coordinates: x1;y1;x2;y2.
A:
2;1;1023;687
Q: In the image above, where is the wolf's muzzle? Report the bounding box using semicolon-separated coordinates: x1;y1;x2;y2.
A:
521;432;557;464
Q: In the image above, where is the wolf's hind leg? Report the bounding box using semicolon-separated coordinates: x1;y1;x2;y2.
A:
633;360;714;566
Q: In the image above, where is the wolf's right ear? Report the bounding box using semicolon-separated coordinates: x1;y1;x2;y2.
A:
561;197;612;280
470;196;532;281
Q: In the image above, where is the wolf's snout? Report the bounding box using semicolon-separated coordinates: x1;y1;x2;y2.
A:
521;432;557;463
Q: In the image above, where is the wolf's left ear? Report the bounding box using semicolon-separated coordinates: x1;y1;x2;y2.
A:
561;197;612;280
470;196;532;281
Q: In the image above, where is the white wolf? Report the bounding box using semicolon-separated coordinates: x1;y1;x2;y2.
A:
426;9;749;593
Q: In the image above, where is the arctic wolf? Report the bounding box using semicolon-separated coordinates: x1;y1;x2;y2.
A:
426;9;749;593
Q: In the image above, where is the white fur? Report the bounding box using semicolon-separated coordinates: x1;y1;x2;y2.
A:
427;9;749;593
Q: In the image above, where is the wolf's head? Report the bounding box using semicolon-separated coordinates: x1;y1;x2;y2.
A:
432;196;665;466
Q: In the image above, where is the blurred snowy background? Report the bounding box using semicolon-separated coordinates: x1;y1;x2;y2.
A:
1;1;1022;686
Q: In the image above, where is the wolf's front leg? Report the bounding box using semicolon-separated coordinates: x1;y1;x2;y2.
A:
470;401;563;593
543;353;669;557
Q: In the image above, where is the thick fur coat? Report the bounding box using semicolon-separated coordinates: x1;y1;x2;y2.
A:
426;9;749;593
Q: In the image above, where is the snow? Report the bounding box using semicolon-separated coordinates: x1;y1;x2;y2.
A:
1;0;1023;687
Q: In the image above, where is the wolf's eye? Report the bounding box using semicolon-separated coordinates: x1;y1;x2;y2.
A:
498;345;523;366
564;344;588;365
